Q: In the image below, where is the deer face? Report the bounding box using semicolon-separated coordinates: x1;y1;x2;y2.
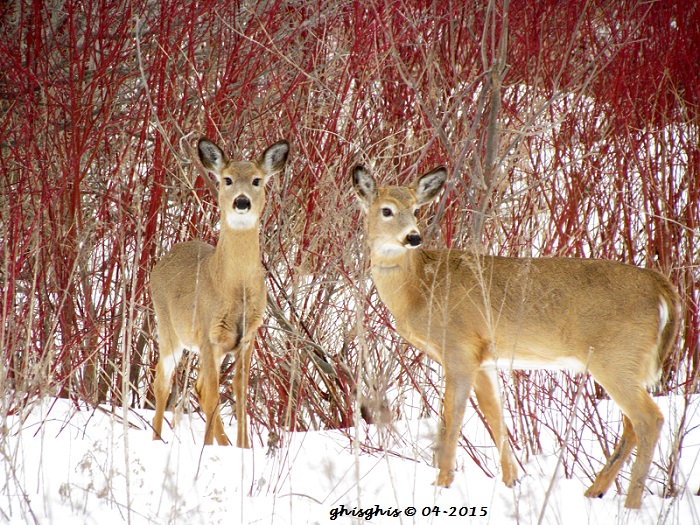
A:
198;139;289;230
215;160;269;230
368;186;422;259
353;166;447;262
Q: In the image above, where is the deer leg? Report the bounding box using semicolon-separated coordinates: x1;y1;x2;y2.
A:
588;377;663;509
584;415;636;499
435;368;473;487
473;368;518;487
153;358;173;441
195;347;230;446
233;339;253;448
152;328;183;441
621;390;663;509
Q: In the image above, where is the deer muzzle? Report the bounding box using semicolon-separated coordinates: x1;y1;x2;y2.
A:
234;195;252;212
406;232;422;248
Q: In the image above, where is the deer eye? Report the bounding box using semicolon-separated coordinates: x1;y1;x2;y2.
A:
381;208;393;217
413;209;419;217
252;178;262;187
224;177;233;186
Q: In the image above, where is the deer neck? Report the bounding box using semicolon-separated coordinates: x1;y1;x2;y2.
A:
209;224;262;289
370;248;421;317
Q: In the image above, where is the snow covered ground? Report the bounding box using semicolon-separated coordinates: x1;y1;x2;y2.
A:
1;395;698;524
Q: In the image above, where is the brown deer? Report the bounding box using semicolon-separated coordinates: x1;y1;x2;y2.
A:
352;164;680;509
150;137;289;447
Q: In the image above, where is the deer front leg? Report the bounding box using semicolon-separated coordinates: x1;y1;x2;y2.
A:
435;369;473;487
233;337;254;448
195;346;230;446
152;328;183;441
473;368;518;487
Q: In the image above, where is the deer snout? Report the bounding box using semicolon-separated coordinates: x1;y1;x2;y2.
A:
406;232;422;248
233;195;252;212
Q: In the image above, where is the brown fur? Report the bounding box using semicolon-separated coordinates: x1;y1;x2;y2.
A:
353;165;680;509
150;138;288;447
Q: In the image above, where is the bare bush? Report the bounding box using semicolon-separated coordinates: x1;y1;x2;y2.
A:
1;0;697;495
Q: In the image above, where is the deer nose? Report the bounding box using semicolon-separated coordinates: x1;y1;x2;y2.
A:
234;196;251;211
406;233;422;247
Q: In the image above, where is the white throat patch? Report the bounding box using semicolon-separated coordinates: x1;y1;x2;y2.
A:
225;211;258;230
373;241;408;259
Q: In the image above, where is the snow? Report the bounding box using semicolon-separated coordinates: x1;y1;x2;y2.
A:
2;396;698;524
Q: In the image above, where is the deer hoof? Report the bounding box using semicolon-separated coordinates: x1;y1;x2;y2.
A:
434;469;454;487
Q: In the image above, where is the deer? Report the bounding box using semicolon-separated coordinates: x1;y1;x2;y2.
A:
352;164;681;509
150;137;289;447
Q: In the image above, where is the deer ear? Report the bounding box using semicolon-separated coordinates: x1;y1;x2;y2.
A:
258;140;289;180
198;138;228;175
414;167;447;205
352;165;377;210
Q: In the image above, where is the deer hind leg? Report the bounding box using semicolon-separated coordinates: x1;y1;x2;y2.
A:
473;368;518;487
588;377;663;509
195;346;230;446
152;324;183;441
233;339;253;448
435;367;474;487
584;415;636;499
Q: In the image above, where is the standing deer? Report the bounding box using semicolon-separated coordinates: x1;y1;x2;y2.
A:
352;164;680;509
150;137;289;447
